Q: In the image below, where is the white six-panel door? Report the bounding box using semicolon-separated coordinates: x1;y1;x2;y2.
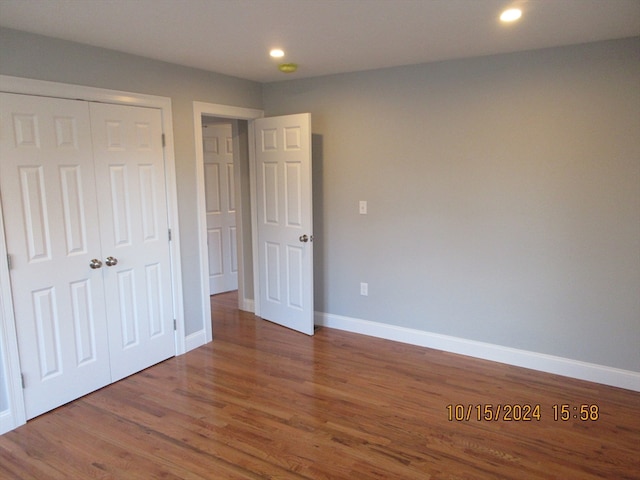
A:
0;93;175;418
0;93;111;418
202;123;238;295
89;103;175;381
254;113;314;335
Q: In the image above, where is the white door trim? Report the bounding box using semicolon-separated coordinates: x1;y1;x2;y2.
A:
0;198;25;434
192;102;263;346
0;75;185;433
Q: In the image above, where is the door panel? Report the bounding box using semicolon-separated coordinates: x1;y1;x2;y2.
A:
254;113;313;335
203;123;238;294
89;103;175;382
286;245;304;309
60;165;88;255
19;166;51;261
263;162;279;223
285;162;302;227
0;93;111;419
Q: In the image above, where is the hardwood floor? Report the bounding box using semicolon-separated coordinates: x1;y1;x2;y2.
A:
1;291;638;479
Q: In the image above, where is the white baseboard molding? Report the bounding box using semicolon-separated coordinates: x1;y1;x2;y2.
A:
240;298;255;313
185;330;208;353
315;312;640;392
0;409;22;436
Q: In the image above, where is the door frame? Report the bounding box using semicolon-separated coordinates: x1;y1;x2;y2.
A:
0;75;185;433
193;102;263;344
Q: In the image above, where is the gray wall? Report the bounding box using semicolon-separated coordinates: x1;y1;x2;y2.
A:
0;27;263;336
1;26;638;373
263;37;640;371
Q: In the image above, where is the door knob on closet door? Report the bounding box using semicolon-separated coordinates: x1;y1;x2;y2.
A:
105;256;118;267
299;234;309;243
89;258;103;269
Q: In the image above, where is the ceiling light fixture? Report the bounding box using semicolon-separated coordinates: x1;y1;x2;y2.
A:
500;8;522;22
270;49;285;58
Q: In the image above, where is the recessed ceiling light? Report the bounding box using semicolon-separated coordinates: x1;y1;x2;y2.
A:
270;49;285;58
500;8;522;22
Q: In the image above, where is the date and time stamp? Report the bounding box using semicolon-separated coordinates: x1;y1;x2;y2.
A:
446;403;600;422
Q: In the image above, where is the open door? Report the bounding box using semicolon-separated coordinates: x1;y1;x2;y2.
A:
202;122;238;295
254;113;314;335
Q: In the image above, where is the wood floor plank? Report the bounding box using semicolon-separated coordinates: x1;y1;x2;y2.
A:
0;291;638;479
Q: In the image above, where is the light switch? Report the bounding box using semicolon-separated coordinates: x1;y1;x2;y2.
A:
359;200;367;215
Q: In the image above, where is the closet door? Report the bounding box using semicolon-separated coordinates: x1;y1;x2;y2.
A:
89;103;175;381
0;93;111;419
0;95;176;419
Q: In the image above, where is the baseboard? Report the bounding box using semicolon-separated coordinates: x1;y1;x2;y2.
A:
240;298;255;313
185;330;207;353
0;409;22;436
314;311;640;392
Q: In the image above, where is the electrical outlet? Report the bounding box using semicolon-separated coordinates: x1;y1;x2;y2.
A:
359;200;367;215
360;282;368;296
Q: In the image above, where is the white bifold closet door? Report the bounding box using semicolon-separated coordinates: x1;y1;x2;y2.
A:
0;93;175;419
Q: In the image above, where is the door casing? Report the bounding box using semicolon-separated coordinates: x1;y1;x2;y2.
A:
0;75;185;434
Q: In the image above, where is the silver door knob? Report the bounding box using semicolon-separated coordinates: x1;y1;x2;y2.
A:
89;259;103;269
105;256;118;267
299;234;309;243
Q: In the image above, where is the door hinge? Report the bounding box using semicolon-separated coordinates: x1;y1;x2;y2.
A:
161;133;166;148
6;254;12;270
173;319;177;331
168;229;172;242
21;373;25;389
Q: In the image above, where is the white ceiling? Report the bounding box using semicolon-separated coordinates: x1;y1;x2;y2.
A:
1;0;638;83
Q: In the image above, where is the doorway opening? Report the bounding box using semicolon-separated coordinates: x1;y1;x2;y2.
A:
201;117;252;306
193;102;264;343
194;103;315;340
